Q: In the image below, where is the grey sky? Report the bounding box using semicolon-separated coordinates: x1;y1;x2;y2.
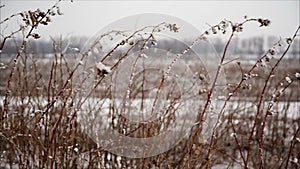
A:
1;1;299;40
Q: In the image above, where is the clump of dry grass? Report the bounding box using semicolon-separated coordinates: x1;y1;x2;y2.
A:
1;1;299;168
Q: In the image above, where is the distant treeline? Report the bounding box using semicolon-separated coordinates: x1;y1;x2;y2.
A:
1;35;299;59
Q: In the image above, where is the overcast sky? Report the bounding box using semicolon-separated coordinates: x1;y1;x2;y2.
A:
1;1;299;40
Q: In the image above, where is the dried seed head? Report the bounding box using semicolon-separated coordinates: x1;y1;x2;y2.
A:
258;18;271;27
31;33;41;39
268;49;276;55
129;41;134;46
236;26;243;32
95;62;111;77
119;40;125;45
242;73;249;80
166;23;179;32
286;38;292;45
